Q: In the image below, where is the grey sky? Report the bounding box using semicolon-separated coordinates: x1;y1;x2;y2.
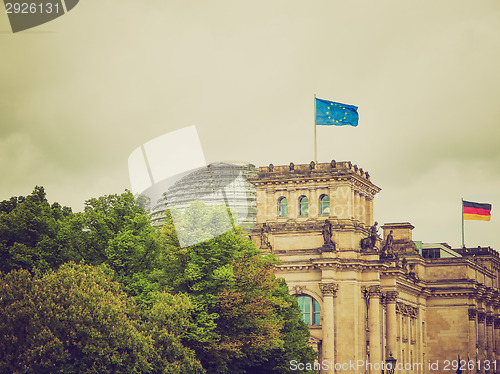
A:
1;0;499;250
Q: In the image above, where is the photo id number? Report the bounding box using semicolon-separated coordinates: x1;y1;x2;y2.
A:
5;2;61;14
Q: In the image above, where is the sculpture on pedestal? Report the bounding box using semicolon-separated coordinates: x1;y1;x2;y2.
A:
321;219;336;251
361;221;379;251
259;223;272;250
381;229;395;258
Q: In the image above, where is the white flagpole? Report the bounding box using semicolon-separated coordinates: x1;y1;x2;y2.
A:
462;198;465;248
314;94;317;163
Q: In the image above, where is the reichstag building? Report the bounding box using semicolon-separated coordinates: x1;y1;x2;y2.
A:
248;161;499;374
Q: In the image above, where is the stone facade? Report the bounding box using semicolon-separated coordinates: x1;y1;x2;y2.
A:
249;161;500;374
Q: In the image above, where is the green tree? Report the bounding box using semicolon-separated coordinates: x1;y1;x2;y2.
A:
0;186;73;273
244;278;318;374
63;191;161;303
157;202;317;374
0;263;204;374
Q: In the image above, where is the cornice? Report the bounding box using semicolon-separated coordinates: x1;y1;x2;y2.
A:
275;263;317;271
252;219;368;235
276;259;390;272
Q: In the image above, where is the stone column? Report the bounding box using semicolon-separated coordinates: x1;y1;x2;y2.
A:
487;314;494;368
369;286;382;374
478;311;486;374
265;187;274;221
469;308;478;374
320;283;338;374
310;188;318;218
366;196;374;226
359;194;366;225
494;317;500;374
385;291;399;360
353;192;360;221
289;188;297;219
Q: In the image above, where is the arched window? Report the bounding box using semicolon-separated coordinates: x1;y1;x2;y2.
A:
278;197;288;217
296;295;320;325
299;196;309;216
320;194;330;215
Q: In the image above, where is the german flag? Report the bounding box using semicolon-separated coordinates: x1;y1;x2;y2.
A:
463;200;492;221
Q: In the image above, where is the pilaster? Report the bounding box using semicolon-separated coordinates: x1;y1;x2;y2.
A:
469;307;478;374
368;285;382;374
320;282;339;374
385;290;399;360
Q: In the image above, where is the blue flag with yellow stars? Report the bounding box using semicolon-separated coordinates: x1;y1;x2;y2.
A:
316;98;359;126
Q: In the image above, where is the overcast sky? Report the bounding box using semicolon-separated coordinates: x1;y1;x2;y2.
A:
1;0;499;250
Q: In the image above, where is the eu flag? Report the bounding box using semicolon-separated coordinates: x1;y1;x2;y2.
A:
316;98;359;127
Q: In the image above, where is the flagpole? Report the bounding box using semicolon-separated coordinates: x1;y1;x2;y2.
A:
462;198;465;248
314;94;317;163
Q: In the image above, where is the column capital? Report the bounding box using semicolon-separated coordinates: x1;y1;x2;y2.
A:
487;315;494;326
368;285;382;298
494;318;500;329
478;311;487;323
320;282;339;297
384;290;399;303
469;307;477;320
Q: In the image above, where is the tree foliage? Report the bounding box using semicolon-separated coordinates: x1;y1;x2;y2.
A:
0;263;204;374
0;188;318;373
61;191;161;304
0;186;73;273
157;202;317;374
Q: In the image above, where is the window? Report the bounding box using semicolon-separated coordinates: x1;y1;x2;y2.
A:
299;196;309;216
278;197;288;217
320;194;330;215
297;295;320;325
422;248;440;259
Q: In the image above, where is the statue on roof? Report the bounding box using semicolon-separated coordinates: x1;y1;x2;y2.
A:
321;219;335;251
260;223;272;250
381;230;395;258
361;221;380;251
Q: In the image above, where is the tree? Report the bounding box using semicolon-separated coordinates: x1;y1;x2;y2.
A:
0;186;73;273
0;263;204;374
244;278;318;374
156;202;317;374
62;191;161;304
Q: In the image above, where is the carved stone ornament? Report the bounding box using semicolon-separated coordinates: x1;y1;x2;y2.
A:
320;283;339;296
384;290;399;303
468;308;477;320
487;315;494;326
494;318;500;329
289;162;295;171
396;302;418;318
478;311;486;323
293;285;306;295
330;159;336;168
310;161;316;170
368;285;382;298
268;163;274;172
